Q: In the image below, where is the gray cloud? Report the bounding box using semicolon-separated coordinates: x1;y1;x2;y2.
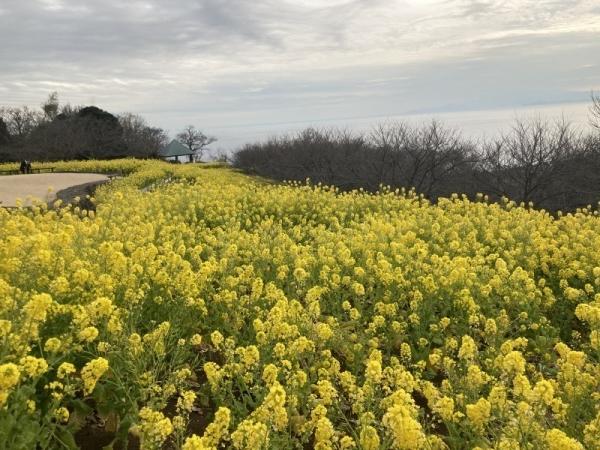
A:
1;0;599;149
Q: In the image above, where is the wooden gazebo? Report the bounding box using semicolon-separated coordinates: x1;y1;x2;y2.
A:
159;140;194;163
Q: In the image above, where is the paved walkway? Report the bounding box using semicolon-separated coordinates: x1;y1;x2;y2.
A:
0;173;109;207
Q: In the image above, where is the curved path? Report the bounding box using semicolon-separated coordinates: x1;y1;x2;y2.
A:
0;173;109;207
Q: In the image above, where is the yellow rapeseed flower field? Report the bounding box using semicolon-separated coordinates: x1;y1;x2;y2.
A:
1;159;599;449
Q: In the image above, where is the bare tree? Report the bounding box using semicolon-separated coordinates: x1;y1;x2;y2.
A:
590;91;600;131
212;149;232;164
232;119;600;211
370;120;477;197
0;117;9;145
176;125;217;161
119;113;168;157
0;106;42;140
41;92;60;121
479;118;577;207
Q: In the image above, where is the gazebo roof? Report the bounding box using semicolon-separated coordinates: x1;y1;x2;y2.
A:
160;140;194;157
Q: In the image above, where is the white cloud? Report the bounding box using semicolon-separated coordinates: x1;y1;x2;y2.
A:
0;0;598;147
38;0;65;11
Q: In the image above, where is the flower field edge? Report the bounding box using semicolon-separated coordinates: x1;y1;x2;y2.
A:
0;158;599;449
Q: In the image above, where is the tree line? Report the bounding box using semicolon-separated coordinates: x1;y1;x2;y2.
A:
0;93;217;162
234;94;600;212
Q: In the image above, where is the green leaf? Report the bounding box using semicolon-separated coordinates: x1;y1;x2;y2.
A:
71;398;94;415
432;336;444;345
54;428;78;450
115;415;134;443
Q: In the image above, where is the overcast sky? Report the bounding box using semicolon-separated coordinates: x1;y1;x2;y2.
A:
1;0;599;150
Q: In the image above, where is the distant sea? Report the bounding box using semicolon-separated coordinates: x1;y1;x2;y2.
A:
210;101;593;153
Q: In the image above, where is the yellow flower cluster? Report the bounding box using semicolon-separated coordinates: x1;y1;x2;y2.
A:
183;406;231;449
80;357;109;395
230;419;269;450
0;363;20;406
382;390;426;449
0;159;599;448
137;407;174;449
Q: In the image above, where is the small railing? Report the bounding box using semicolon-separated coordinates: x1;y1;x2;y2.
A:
0;167;56;175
